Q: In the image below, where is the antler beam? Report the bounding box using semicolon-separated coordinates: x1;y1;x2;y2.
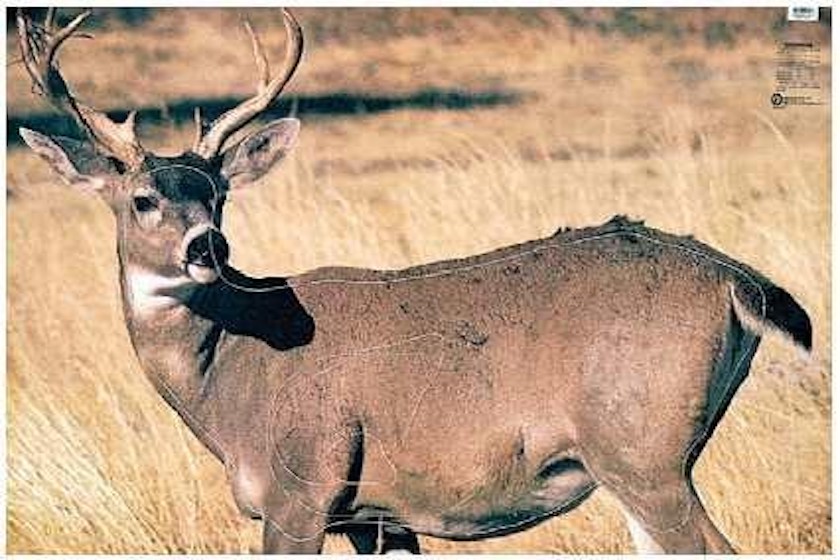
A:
192;8;303;159
16;8;145;168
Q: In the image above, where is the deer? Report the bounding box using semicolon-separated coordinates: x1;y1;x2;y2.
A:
17;8;812;555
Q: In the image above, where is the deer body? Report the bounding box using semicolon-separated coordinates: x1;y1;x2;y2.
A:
18;9;811;554
117;212;802;551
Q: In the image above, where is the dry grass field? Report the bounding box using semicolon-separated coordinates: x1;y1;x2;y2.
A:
6;8;830;554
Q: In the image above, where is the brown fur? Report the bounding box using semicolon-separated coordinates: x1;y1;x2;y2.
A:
119;206;809;552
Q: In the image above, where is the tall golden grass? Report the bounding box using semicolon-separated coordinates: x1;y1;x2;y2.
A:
7;8;829;553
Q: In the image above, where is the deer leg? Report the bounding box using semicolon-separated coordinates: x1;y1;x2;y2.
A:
684;479;735;553
262;513;326;554
582;441;735;554
380;527;421;554
260;491;331;554
346;522;421;554
346;527;378;554
607;476;733;554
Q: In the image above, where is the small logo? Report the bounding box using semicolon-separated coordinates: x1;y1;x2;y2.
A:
771;92;786;107
787;6;819;22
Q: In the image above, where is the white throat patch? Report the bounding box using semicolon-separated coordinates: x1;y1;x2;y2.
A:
125;268;198;317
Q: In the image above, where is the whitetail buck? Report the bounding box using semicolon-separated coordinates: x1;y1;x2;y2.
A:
18;8;811;554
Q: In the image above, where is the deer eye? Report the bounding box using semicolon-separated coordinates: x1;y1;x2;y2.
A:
133;195;158;213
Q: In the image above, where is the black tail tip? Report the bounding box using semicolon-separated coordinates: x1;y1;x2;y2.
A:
766;285;813;351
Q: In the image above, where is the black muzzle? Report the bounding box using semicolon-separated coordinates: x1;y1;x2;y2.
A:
186;229;230;268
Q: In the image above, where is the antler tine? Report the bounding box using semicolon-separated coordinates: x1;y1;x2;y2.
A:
18;9;90;95
192;106;209;148
243;18;271;91
16;8;144;168
49;10;90;48
44;7;56;31
193;8;303;159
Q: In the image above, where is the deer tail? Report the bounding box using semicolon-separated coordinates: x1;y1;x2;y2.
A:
730;277;812;352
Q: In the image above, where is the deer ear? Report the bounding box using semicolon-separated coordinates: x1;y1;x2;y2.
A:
221;118;300;189
19;128;108;193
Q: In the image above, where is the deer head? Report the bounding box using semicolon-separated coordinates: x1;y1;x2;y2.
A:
18;8;303;289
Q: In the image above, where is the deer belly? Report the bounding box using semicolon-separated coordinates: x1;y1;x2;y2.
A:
355;446;595;538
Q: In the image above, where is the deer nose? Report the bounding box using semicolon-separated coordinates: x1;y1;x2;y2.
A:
186;229;230;268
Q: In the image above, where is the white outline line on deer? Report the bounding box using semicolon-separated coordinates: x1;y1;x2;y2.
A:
17;8;812;554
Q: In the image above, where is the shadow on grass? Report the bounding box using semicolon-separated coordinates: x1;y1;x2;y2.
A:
7;88;520;147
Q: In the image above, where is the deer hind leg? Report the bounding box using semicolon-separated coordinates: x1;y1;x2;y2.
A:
607;475;733;554
581;424;733;553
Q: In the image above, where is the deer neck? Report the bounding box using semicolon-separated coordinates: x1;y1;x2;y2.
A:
115;246;316;411
116;248;219;412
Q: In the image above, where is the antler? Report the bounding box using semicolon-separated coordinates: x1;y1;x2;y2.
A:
193;8;303;159
17;8;145;168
